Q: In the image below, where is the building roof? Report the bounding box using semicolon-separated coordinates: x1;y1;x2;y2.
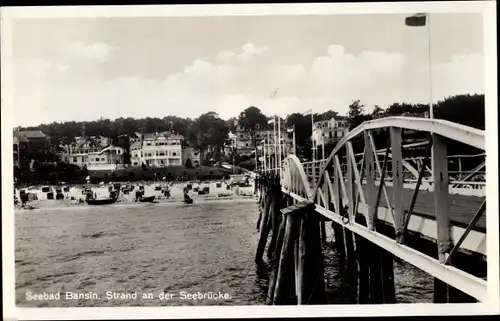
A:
14;130;47;139
13;134;29;143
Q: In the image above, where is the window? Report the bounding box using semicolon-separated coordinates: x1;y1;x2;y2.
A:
73;157;77;163
172;152;177;156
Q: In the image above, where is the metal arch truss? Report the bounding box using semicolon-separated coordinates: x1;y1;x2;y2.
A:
281;154;313;200
279;117;487;302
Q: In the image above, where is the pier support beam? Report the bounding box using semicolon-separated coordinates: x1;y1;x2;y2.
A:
332;222;346;260
273;203;312;304
267;192;284;260
297;210;326;304
355;216;370;304
255;188;273;264
267;209;287;305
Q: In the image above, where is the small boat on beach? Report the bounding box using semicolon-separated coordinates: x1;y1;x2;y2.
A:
139;195;156;203
86;198;117;205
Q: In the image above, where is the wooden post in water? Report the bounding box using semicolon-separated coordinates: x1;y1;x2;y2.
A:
267;209;287;305
332;222;346;260
297;211;326;304
267;186;284;260
379;247;396;303
255;181;273;264
320;221;327;243
355;216;370;304
273;205;303;305
344;227;356;270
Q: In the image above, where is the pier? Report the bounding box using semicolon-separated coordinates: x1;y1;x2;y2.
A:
256;116;486;304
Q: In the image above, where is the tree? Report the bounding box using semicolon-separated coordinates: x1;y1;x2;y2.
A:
185;158;193;168
226;117;238;133
347;100;372;130
372;105;384;117
318;110;339;121
190;112;229;163
238;106;268;148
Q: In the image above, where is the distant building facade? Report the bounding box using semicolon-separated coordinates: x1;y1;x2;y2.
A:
13;130;51;171
232;120;293;157
182;147;201;167
313;118;349;145
59;135;125;170
129;131;183;167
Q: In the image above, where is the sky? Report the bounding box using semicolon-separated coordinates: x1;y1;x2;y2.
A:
9;13;485;127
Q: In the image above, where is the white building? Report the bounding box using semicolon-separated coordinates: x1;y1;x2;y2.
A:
229;120;293;157
130;132;183;167
60;136;125;170
313;118;349;145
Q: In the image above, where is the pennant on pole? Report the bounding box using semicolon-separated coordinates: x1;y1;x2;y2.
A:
269;88;279;100
287;127;294;133
405;13;427;27
267;118;275;124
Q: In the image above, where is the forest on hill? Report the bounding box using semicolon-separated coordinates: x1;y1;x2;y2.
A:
16;93;485;183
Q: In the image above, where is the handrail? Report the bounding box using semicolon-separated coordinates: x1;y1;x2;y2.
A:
312;117;485;199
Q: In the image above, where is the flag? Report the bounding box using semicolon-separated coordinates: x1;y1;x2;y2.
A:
287;127;294;133
269;88;279;100
99;145;113;155
267;118;275;124
405;13;427;27
303;109;312;116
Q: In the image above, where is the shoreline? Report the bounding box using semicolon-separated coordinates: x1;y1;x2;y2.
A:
15;196;258;212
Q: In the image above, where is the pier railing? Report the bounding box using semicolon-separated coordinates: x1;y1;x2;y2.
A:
259;116;487;303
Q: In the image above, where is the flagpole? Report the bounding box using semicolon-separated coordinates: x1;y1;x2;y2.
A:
406;12;434;181
428;14;433;120
267;131;270;171
273;117;277;171
322;130;325;165
311;111;315;182
293;125;296;155
278;117;282;172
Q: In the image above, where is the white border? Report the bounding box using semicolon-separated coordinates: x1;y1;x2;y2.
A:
1;1;498;319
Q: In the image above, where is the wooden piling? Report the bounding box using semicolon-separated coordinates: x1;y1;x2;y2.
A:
255;191;273;264
332;222;346;260
355;216;370;304
266;213;287;305
344;227;356;269
297;211;326;304
267;193;284;260
379;248;396;303
273;210;301;305
320;220;327;243
367;241;383;304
